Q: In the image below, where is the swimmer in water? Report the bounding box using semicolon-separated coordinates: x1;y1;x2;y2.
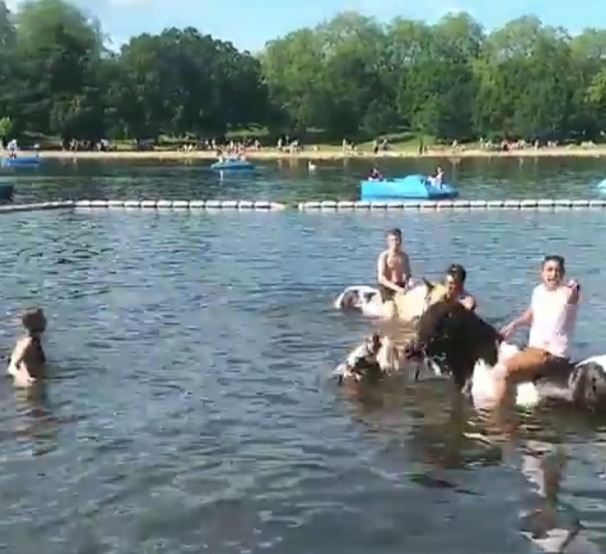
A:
376;228;412;303
444;263;476;311
8;307;47;388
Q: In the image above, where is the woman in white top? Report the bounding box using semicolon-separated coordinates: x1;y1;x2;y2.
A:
494;255;581;404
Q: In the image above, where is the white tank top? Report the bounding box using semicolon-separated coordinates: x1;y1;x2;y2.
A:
528;284;578;358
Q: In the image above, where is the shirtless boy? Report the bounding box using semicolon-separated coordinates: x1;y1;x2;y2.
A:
376;228;411;303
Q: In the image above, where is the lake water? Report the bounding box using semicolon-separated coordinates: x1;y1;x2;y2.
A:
2;155;606;203
1;159;606;553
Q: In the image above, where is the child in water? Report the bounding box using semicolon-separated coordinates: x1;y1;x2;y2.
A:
7;307;47;388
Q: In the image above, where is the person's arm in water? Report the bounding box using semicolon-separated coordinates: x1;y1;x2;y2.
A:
377;251;405;293
501;305;533;339
8;338;36;385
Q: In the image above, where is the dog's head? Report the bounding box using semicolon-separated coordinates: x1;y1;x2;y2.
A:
336;333;385;384
424;278;449;306
570;362;606;409
403;300;460;361
402;299;500;388
340;290;364;310
335;288;375;310
393;278;449;322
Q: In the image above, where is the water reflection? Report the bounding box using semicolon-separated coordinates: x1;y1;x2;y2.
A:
342;370;606;551
518;440;601;553
12;384;59;457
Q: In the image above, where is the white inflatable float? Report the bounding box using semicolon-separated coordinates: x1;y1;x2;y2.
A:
334;278;448;322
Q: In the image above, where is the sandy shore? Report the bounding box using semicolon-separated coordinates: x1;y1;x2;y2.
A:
25;146;606;161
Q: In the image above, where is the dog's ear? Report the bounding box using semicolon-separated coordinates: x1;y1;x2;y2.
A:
422;277;433;291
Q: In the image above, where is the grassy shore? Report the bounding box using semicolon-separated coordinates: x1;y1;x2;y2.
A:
25;144;606;161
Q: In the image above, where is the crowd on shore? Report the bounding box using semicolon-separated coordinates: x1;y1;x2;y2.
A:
3;137;606;161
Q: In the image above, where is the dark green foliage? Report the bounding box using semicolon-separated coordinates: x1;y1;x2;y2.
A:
2;2;606;143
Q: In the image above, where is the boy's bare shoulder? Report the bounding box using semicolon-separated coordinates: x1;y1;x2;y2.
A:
11;337;30;357
377;249;389;263
20;336;35;348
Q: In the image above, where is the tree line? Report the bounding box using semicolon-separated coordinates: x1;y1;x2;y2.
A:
1;0;606;145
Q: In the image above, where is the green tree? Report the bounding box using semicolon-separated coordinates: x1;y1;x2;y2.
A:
261;28;329;133
11;0;105;140
111;27;269;139
0;116;12;140
2;4;606;144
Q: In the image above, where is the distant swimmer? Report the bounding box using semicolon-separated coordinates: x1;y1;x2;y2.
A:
7;307;47;388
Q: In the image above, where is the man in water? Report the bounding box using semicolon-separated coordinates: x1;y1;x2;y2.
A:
495;255;581;405
376;228;411;303
444;263;476;311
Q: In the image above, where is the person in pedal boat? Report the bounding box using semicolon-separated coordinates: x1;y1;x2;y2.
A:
368;167;384;180
376;228;412;303
429;166;444;187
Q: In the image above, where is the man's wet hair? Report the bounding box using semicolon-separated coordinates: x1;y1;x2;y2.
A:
542;255;565;272
386;228;402;239
446;263;467;284
21;307;47;334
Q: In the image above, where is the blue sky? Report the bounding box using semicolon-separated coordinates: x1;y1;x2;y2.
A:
6;0;606;52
